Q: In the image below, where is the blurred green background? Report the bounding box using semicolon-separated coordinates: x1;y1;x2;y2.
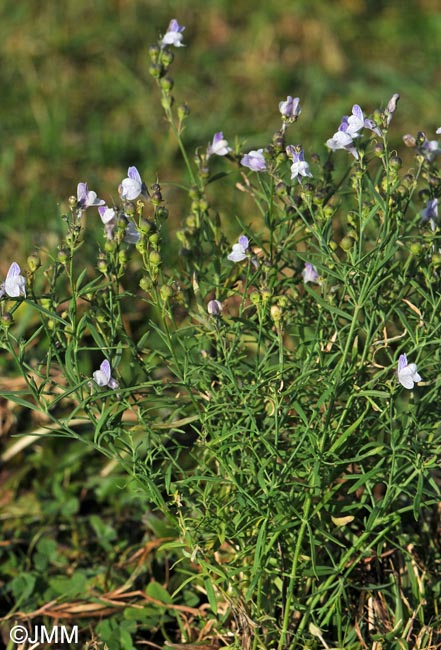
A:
0;0;440;249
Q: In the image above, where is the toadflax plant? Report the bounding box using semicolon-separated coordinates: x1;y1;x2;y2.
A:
2;17;441;650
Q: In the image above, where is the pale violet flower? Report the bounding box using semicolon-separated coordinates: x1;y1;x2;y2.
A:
326;126;359;160
342;105;381;138
437;127;441;135
161;19;185;48
228;235;249;262
98;205;117;240
207;132;232;158
207;299;223;316
240;149;267;172
286;147;312;183
397;354;422;390
302;262;319;284
93;360;119;390
98;206;116;225
0;262;26;298
279;96;301;120
98;205;140;243
119;166;146;201
421;138;441;160
77;182;105;209
421;198;438;231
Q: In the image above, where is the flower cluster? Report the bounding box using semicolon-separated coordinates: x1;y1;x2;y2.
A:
326;104;381;159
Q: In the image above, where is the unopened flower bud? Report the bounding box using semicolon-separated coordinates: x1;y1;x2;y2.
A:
416;131;426;147
340;235;354;251
148;45;160;63
68;195;77;208
151;191;163;205
161;96;174;111
409;243;422;256
207;299;222;316
1;312;13;327
27;253;41;273
149;63;164;79
149;232;160;247
149;250;161;267
161;49;174;66
390;156;402;169
261;288;271;304
403;134;416;148
270;304;282;325
156;206;169;220
432;253;441;267
104;239;116;252
374;143;384;157
97;258;108;274
160;285;173;301
250;291;260;305
57;248;69;264
276;181;287;196
139;276;150;291
177;104;190;121
160;76;174;93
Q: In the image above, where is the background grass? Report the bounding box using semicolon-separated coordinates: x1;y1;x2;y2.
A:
1;1;441;647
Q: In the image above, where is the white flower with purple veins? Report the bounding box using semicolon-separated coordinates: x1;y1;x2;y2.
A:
397;354;422;390
420;198;438;231
240;149;267;172
93;360;119;390
287;147;313;183
0;262;26;298
228;235;249;262
77;182;105;209
302;262;319;284
279;96;301;120
207;132;232;158
119;166;146;201
161;19;185;48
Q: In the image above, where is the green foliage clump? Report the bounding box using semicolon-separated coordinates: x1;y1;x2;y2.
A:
1;16;441;650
